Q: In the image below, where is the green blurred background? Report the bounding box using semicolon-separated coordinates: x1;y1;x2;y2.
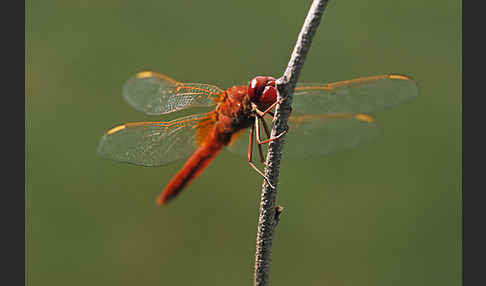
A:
26;0;461;285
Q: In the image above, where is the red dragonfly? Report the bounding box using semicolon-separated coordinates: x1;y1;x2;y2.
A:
98;71;418;205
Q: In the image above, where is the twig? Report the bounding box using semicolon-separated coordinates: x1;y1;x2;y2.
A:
253;1;329;285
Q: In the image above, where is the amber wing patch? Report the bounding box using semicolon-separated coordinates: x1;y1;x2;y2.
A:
195;113;217;147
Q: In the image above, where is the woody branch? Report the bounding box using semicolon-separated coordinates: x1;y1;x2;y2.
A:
253;0;329;285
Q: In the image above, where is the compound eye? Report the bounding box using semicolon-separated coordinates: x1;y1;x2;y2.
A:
259;80;278;110
248;76;277;105
250;78;259;90
248;77;267;102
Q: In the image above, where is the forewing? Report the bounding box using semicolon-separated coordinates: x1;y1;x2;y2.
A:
98;113;215;167
228;114;378;158
122;71;225;115
293;74;418;114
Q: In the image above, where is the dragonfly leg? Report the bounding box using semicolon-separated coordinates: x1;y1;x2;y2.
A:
248;122;254;162
255;116;288;145
257;138;265;163
258;94;289;117
248;124;275;189
278;94;289;104
257;130;287;145
248;161;275;189
262;106;291;119
248;162;275;189
258;117;270;164
255;102;277;118
249;121;265;163
260;115;272;139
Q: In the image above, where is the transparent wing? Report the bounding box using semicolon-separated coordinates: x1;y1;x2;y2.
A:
122;71;225;115
227;113;378;158
293;74;418;114
283;113;379;157
97;112;215;167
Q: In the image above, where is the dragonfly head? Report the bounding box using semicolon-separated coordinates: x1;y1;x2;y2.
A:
248;76;278;111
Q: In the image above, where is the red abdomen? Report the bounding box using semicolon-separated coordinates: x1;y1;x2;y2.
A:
157;129;226;205
158;87;253;205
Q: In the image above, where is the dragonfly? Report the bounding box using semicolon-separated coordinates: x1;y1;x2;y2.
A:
97;71;418;205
